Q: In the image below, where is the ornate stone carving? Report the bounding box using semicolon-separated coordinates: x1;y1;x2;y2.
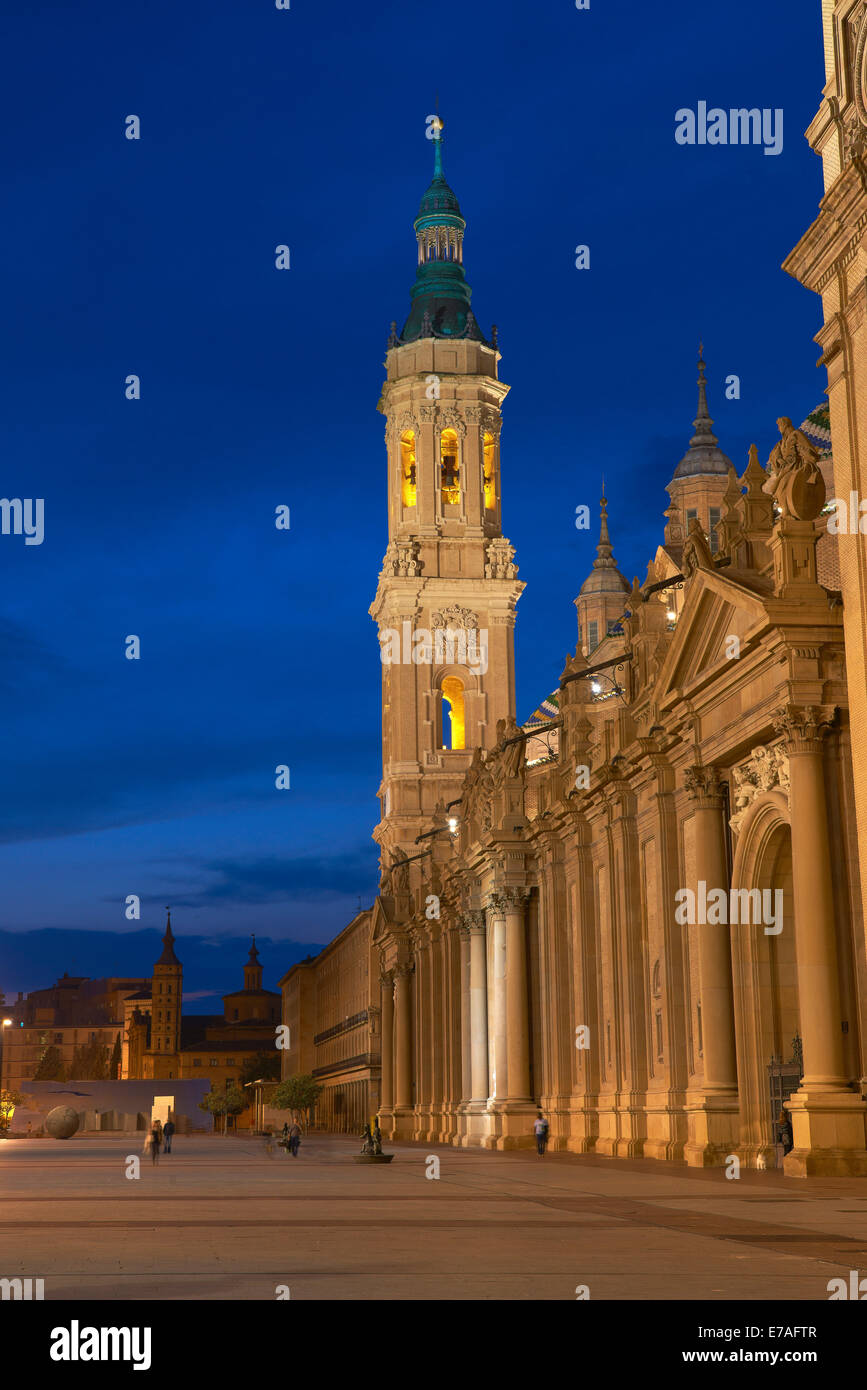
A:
681;517;715;577
431;604;478;631
397;410;419;436
772;704;838;753
419;404;437;422
762;417;826;520
729;743;790;835
458;909;485;936
500;886;531;908
384;539;422;577
484;537;518;579
684;764;725;807
439;407;467;438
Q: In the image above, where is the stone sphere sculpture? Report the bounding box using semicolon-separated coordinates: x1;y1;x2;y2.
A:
44;1105;80;1139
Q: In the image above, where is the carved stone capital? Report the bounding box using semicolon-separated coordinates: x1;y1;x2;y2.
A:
486;891;508;915
772;704;838;754
684;764;726;809
500;886;531;909
458;909;486;937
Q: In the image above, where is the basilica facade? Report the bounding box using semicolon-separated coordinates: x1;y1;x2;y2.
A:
282;10;867;1174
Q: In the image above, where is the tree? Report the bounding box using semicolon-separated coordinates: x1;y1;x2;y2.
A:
238;1050;281;1091
198;1089;229;1134
270;1074;323;1131
223;1083;246;1131
70;1036;110;1080
109;1033;122;1080
198;1083;247;1136
33;1045;66;1081
0;1088;24;1132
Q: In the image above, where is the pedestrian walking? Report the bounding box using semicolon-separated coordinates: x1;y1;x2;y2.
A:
163;1119;175;1154
533;1111;549;1157
775;1105;794;1166
149;1119;162;1165
282;1122;289;1142
289;1121;302;1157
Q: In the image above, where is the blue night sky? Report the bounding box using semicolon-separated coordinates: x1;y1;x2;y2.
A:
0;0;827;1006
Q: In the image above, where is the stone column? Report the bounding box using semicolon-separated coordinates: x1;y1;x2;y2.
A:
684;765;739;1166
503;888;532;1101
486;894;508;1108
774;705;867;1176
394;964;413;1114
379;972;394;1114
429;924;444;1140
467;911;489;1113
412;932;431;1140
458;921;472;1106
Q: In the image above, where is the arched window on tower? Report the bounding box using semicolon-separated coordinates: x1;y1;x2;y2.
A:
440;676;466;750
400;430;417;507
440;429;460;507
483;431;496;511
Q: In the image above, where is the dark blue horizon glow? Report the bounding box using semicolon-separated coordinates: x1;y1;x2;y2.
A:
0;0;827;998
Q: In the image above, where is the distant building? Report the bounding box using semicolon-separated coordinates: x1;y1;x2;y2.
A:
4;916;282;1131
279;911;378;1134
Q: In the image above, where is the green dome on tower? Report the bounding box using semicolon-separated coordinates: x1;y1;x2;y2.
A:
396;124;491;347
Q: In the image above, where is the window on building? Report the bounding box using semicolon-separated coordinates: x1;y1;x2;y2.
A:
685;507;698;528
193;1059;201;1067
440;429;460;506
210;1058;219;1066
588;621;599;652
483;432;496;510
440;676;466;750
226;1059;235;1066
400;429;417;508
166;983;172;995
233;1009;239;1020
696;1002;703;1058
54;1033;62;1044
709;506;721;554
655;1010;664;1062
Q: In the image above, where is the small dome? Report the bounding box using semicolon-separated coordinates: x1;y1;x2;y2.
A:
579;566;630;597
417;174;463;221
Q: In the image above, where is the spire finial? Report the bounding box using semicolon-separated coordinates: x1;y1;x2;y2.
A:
689;342;717;448
593;483;616;568
432;113;444;179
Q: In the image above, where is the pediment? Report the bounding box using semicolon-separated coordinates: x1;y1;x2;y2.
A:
655;569;768;701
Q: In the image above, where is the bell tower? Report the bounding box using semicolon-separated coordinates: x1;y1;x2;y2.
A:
148;908;182;1079
370;121;524;869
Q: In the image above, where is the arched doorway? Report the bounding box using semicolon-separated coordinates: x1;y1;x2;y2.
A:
729;793;798;1167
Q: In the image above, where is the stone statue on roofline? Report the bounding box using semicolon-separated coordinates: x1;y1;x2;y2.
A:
762;416;826;521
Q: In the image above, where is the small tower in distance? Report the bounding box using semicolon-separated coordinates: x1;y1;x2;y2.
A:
575;487;629;655
244;936;263;992
149;908;182;1078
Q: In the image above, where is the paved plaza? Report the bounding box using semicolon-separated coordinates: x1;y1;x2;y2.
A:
1;1133;866;1300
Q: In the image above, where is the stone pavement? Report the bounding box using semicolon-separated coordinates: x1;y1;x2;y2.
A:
1;1132;866;1300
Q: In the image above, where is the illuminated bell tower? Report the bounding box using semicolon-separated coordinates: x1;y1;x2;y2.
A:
370;122;524;869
